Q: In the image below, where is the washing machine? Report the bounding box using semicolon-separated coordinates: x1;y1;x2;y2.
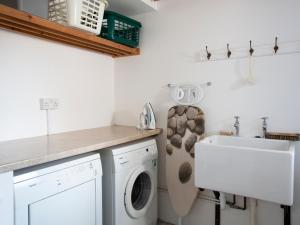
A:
101;138;158;225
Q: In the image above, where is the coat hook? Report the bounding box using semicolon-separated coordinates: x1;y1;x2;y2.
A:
227;43;232;58
249;40;254;56
274;37;279;54
206;45;211;60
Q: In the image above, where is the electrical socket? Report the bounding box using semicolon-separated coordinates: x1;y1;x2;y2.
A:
40;98;59;110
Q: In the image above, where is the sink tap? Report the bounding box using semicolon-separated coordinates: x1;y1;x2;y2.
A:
261;117;268;138
234;116;240;136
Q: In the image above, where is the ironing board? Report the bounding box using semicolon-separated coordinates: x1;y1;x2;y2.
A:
166;105;205;217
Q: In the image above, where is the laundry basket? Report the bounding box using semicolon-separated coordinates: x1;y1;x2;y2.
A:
100;11;142;47
48;0;108;34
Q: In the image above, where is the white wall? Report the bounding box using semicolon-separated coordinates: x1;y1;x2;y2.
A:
114;0;300;224
0;30;114;141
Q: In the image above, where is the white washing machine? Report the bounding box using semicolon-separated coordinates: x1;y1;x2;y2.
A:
101;139;158;225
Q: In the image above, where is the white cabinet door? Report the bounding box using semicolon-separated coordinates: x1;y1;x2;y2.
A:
0;171;14;225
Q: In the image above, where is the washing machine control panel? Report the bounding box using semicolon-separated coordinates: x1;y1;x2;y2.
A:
114;144;158;171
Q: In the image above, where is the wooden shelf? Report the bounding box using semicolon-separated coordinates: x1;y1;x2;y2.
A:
0;4;140;58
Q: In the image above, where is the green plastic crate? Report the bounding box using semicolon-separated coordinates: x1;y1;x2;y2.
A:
100;11;142;48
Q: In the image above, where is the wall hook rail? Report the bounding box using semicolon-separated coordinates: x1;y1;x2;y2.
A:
196;38;300;62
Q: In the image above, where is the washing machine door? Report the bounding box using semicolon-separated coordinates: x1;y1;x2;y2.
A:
124;165;155;218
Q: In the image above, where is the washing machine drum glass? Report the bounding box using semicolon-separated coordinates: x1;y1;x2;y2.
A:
131;172;151;210
125;168;154;218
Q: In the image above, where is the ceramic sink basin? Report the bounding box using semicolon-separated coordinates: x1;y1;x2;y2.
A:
195;135;295;205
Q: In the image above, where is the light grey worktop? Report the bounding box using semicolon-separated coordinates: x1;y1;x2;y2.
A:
0;125;161;173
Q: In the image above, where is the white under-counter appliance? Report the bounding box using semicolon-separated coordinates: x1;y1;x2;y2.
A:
101;139;158;225
0;172;14;225
14;153;102;225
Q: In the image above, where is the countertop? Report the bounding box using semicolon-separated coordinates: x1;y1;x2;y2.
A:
0;125;162;173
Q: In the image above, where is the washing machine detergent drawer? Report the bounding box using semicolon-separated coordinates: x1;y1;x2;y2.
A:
14;156;102;225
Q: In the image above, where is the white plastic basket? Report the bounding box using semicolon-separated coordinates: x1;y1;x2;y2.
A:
48;0;108;34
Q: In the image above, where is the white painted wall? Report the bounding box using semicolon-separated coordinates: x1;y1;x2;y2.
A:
0;30;114;141
114;0;300;224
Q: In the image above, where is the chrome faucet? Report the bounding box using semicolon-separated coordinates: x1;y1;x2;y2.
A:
234;116;240;136
261;117;268;138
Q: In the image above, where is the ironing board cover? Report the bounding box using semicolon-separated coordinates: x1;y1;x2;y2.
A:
166;105;205;217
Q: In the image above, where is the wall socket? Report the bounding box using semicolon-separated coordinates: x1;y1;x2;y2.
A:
40;98;59;110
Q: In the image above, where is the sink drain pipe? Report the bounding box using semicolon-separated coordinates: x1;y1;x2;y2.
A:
249;198;257;225
281;205;291;225
177;217;183;225
213;191;221;225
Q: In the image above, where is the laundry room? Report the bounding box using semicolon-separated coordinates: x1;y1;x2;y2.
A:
0;0;300;225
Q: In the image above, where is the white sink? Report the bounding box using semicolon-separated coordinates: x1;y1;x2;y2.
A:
195;135;295;205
